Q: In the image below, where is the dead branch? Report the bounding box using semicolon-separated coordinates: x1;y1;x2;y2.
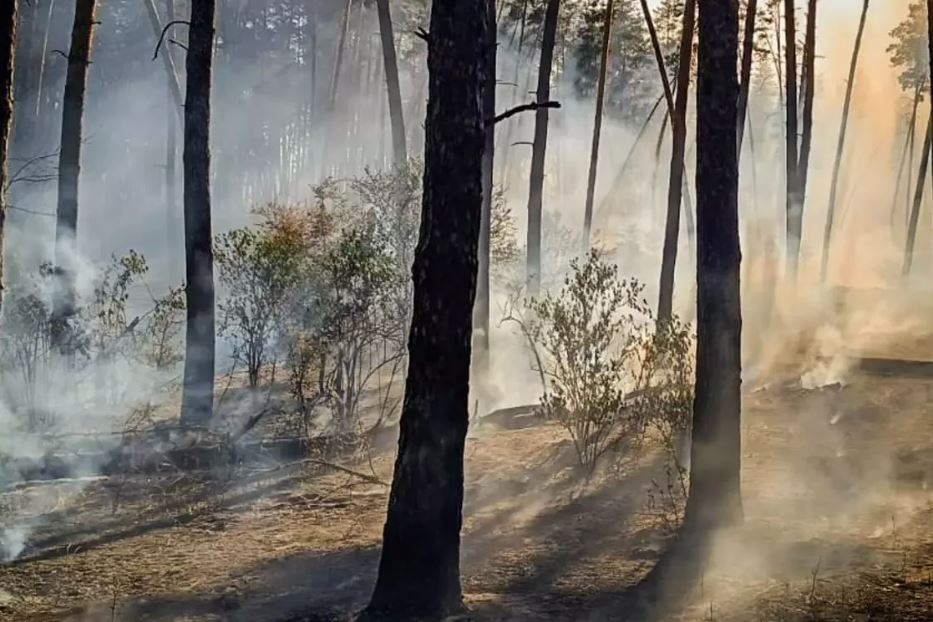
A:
252;457;388;486
487;101;561;127
152;20;191;60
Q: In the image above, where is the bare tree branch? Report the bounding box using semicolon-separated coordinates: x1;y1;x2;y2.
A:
487;100;560;127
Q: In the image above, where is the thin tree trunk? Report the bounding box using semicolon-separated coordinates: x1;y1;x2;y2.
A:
329;0;352;111
798;0;816;206
737;0;757;153
640;0;675;116
143;0;183;116
783;0;800;280
475;0;496;356
165;0;179;277
0;0;15;314
52;0;98;352
525;0;560;294
363;0;487;616
180;0;217;426
497;0;528;183
892;84;921;230
657;0;696;322
376;0;406;166
582;0;614;247
903;116;932;278
685;0;743;531
821;0;868;281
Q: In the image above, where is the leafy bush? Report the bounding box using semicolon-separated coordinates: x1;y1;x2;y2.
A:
519;250;694;474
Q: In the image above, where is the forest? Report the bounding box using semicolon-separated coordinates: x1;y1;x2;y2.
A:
2;0;933;620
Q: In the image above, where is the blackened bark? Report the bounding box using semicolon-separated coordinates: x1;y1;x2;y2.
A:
475;0;496;355
52;0;98;352
821;0;868;282
903;115;932;277
582;0;614;247
180;0;216;426
375;0;406;166
783;0;800;279
797;0;816;204
684;0;743;531
363;0;487;617
737;0;757;152
657;0;696;322
0;0;15;313
526;0;560;295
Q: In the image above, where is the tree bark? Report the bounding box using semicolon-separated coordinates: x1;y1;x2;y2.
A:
363;0;487;617
582;0;614;248
525;0;560;295
52;0;98;352
783;0;800;280
797;0;816;205
180;0;217;426
821;0;868;282
375;0;406;166
0;0;15;314
475;0;496;356
904;107;933;278
737;0;757;153
657;0;696;323
684;0;743;532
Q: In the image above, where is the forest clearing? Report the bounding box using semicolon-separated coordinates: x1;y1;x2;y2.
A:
5;0;933;620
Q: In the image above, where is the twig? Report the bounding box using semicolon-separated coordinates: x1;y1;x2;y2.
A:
487;100;561;127
252;457;388;486
153;20;190;60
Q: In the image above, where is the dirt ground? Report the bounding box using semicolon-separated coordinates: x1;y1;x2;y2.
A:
3;372;933;621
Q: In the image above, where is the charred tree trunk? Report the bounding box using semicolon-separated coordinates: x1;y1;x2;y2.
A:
582;0;613;248
657;0;696;323
640;0;675;115
783;0;800;280
797;0;816;204
0;0;15;313
475;0;496;356
737;0;757;153
363;0;487;617
821;0;868;282
525;0;560;294
902;116;931;277
52;0;98;352
180;0;217;426
684;0;743;532
375;0;406;166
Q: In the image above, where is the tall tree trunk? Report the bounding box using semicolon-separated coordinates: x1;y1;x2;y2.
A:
52;0;98;352
330;0;352;111
475;0;496;356
497;0;528;184
376;0;406;166
685;0;743;532
363;0;487;616
164;0;179;278
737;0;757;153
144;0;184;116
797;0;816;204
525;0;560;294
640;0;675;116
0;0;15;314
783;0;800;280
903;116;932;277
582;0;614;248
892;83;922;231
821;0;868;282
657;0;696;323
180;0;217;426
